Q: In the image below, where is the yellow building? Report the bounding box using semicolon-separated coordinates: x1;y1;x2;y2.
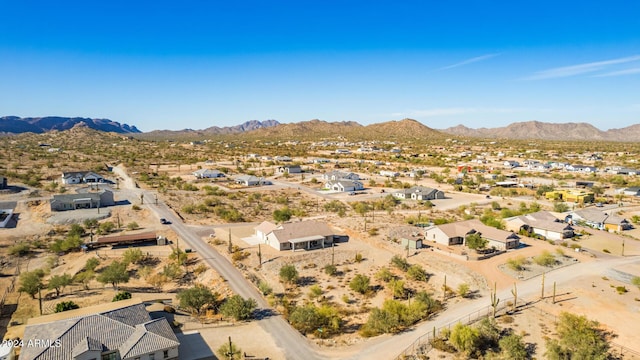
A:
545;189;594;204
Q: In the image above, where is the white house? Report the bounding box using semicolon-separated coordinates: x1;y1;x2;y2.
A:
61;171;104;185
325;180;364;192
235;175;270;186
193;169;225;178
255;220;335;251
393;186;445;201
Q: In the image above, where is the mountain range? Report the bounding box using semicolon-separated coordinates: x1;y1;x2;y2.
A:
0;116;140;134
3;115;640;142
441;121;640;142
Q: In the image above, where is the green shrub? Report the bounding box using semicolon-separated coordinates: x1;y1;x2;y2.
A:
324;264;337;276
390;255;410;272
533;250;556;267
112;291;132;302
55;301;79;313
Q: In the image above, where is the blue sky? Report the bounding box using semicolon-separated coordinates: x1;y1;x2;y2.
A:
1;1;639;132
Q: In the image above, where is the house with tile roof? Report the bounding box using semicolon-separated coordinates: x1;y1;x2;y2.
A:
424;219;520;250
569;208;631;232
21;299;179;360
504;211;574;241
255;220;335;251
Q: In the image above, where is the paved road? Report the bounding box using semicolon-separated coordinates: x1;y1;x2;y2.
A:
112;166;323;360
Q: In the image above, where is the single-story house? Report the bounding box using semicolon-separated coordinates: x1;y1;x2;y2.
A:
569;208;632;232
235;175;270;186
324;180;364;192
392;186;445;201
278;165;302;174
50;189;115;212
322;171;360;181
0;176;6;189
380;170;400;177
61;171;104;185
566;165;598;173
503;161;520;168
21;299;179;360
274;156;292;162
424;219;520;250
255;220;335;251
505;211;574;241
193;168;225;178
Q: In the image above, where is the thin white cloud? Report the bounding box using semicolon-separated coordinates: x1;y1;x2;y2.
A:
524;55;640;80
391;107;521;118
438;54;500;71
592;67;640;77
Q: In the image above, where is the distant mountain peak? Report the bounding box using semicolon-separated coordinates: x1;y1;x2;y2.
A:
202;119;281;134
0;116;141;134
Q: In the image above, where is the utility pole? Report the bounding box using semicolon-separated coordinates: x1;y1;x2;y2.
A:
257;244;262;268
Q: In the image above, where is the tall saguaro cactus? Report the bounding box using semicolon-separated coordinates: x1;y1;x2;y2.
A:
443;275;447;300
541;272;545;299
490;282;499;318
553;281;557;304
